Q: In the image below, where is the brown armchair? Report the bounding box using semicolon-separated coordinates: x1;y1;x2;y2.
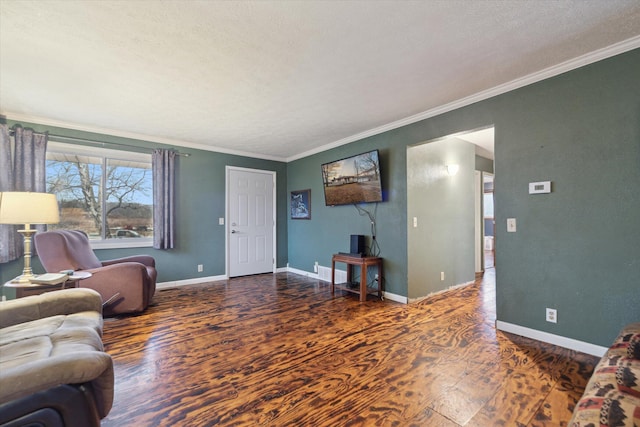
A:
34;230;156;316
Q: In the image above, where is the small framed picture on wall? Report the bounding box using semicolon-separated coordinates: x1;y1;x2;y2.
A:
290;189;311;220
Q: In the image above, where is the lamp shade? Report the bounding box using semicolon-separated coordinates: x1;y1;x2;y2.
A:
0;192;60;225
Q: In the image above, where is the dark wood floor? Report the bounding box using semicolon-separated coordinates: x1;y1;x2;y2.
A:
101;268;598;426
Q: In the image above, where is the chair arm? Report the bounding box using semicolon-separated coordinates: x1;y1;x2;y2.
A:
0;288;103;329
82;263;152;315
102;255;155;268
84;262;149;288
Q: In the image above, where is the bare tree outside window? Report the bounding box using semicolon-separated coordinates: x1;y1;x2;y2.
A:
321;150;382;206
46;150;152;240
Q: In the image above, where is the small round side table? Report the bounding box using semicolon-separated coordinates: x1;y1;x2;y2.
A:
2;271;92;298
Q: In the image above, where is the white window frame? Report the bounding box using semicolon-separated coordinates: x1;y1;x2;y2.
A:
47;141;153;250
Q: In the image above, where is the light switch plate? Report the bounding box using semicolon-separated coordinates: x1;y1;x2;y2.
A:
507;218;517;232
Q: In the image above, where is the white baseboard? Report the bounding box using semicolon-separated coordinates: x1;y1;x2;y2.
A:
496;320;608;357
156;268;408;304
156;275;227;290
382;292;407;304
286;266;320;279
285;266;407;304
408;280;475;304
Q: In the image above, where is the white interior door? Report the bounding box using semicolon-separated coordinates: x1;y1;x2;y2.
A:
227;167;275;277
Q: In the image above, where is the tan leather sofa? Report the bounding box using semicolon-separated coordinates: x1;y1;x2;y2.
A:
0;288;114;426
34;229;157;316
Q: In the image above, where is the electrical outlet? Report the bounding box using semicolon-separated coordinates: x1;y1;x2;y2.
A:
197;264;203;272
314;261;319;273
546;308;557;323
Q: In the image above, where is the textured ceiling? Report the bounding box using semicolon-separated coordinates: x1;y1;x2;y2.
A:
1;1;639;161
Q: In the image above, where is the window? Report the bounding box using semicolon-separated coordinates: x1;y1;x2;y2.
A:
46;142;153;248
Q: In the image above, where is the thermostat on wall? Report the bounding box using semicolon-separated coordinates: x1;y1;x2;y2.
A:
529;181;551;194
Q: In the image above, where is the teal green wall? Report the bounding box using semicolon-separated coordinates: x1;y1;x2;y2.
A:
287;48;639;347
407;138;476;299
287;135;408;296
0;122;288;288
493;50;640;346
2;49;637;347
475;155;494;173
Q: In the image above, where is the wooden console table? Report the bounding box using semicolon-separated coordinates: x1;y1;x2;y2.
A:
331;254;383;302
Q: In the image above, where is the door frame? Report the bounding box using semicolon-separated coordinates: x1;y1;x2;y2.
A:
225;165;277;278
475;171;483;273
475;171;495;273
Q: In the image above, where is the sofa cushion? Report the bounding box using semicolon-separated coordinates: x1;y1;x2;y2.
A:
0;288;103;330
0;311;103;347
0;326;113;417
571;390;640;427
607;323;640;360
0;327;103;370
0;289;113;420
569;323;640;427
584;357;640;399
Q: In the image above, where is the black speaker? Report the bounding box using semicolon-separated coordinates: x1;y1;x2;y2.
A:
350;235;365;256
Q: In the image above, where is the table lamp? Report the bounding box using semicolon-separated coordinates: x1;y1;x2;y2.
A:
0;191;60;283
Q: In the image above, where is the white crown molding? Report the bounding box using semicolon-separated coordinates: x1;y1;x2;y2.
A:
0;112;287;163
287;35;640;162
3;36;638;164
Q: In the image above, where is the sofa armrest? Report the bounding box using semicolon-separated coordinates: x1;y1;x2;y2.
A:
0;288;103;329
102;255;155;268
0;383;103;427
0;350;114;418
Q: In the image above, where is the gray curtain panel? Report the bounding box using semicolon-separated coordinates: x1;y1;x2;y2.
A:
13;126;48;193
152;149;176;249
0;125;18;263
0;124;49;263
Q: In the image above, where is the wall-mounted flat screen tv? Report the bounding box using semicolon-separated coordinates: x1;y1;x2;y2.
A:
321;149;383;206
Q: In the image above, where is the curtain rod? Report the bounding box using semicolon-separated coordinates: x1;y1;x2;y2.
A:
8;129;190;157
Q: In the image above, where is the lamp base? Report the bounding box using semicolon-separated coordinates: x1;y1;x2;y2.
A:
12;226;37;284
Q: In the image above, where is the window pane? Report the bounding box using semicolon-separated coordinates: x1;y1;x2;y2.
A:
46;154;103;239
105;159;152;239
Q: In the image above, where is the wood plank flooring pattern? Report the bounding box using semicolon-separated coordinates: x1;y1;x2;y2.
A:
101;270;598;426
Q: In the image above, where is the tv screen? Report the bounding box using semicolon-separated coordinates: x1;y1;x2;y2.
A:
321;149;383;206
